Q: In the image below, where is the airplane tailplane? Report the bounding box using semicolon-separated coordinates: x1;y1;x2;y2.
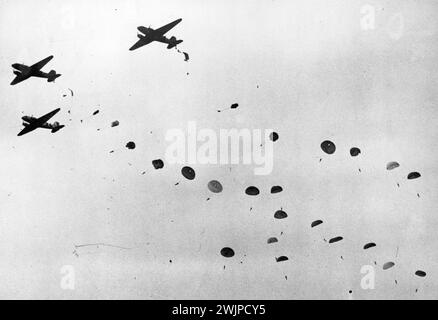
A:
167;39;183;49
51;125;65;133
47;70;61;82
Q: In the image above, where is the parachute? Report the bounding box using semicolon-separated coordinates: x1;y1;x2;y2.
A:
220;247;235;258
152;159;164;169
311;220;323;228
181;166;195;180
383;262;395;270
276;256;288;262
321;140;336;154
245;186;259;196
274;210;287;219
125;141;136;149
415;270;426;277
350;147;361;157
329;236;343;243
407;172;421;180
363;242;376;250
207;180;223;193
271;186;283;194
267;237;278;244
269;132;279;142
386;161;400;170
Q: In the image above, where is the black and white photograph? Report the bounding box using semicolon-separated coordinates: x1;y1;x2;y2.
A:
0;0;437;304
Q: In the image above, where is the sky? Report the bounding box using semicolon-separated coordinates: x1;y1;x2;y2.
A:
0;0;437;299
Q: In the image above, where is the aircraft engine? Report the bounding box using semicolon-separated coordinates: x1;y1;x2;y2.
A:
53;121;60;127
137;26;151;35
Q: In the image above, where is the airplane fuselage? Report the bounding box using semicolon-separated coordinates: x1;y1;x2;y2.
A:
13;64;51;80
22;116;53;130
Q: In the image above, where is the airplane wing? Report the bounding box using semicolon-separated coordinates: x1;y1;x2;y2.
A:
10;74;26;85
129;37;154;51
12;63;28;72
36;108;61;125
30;55;54;70
154;18;182;36
17;125;37;136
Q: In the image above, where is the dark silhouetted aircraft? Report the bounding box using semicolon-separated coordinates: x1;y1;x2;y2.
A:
129;18;183;51
18;108;64;136
10;55;61;85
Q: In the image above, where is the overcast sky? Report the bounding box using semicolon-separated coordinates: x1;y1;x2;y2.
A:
0;0;437;299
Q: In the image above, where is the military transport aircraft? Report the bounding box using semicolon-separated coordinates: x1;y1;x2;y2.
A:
129;18;183;51
10;55;61;85
18;108;64;136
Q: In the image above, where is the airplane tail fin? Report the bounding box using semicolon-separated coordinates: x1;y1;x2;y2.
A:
47;70;61;82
